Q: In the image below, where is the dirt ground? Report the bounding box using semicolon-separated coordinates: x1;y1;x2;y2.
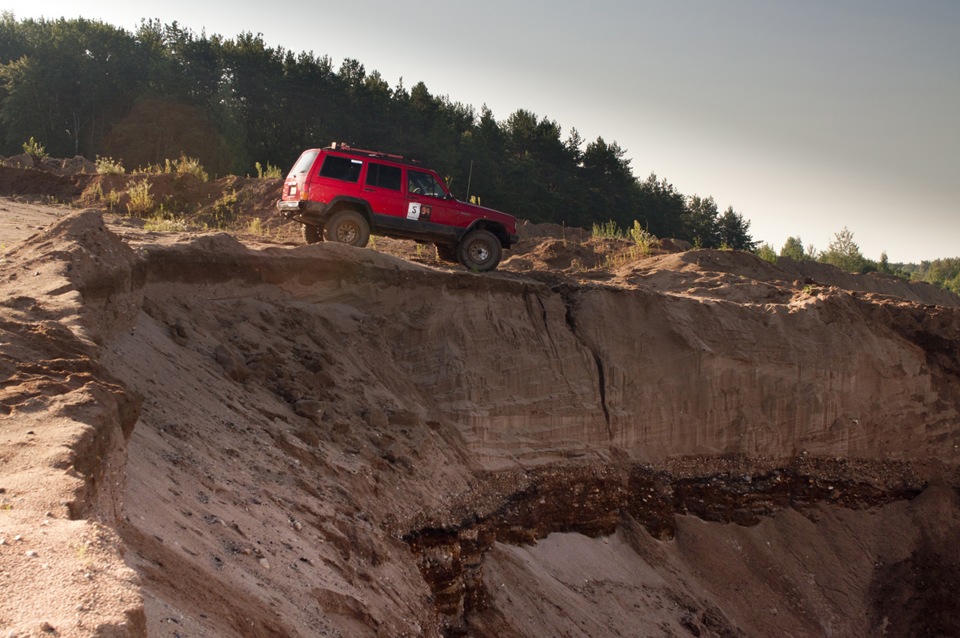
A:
1;160;960;637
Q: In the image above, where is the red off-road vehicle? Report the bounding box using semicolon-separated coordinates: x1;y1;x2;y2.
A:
276;143;519;271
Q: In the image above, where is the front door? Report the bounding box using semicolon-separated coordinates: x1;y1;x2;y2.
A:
405;169;457;226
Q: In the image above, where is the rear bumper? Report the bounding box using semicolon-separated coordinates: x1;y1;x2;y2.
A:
276;199;327;225
276;199;305;217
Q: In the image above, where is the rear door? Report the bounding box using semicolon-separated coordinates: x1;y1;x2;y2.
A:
363;161;405;218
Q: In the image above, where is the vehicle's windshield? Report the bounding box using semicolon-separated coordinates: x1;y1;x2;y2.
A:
287;150;319;177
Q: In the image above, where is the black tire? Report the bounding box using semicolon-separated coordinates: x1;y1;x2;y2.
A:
301;223;323;244
457;229;502;272
323;209;370;247
435;243;458;263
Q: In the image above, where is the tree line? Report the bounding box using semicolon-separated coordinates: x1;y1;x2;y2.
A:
757;228;960;294
0;14;755;249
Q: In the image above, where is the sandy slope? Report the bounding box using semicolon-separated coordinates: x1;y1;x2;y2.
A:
1;196;960;637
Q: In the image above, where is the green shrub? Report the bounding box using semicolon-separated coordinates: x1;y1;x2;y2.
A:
87;182;104;202
126;180;154;215
628;221;659;257
96;156;125;175
22;137;47;159
104;189;122;210
172;154;209;181
209;190;238;228
255;161;283;179
144;213;189;232
131;162;163;174
592;220;624;240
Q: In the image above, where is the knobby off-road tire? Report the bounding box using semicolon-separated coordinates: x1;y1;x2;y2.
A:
301;223;323;244
324;209;370;247
435;243;458;264
457;229;502;272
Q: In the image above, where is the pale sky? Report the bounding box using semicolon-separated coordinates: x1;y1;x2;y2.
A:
4;0;958;262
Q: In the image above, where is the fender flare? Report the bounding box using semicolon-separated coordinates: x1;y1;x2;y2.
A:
460;219;512;248
326;196;374;224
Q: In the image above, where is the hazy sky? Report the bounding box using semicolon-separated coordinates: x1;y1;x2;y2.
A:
4;0;958;262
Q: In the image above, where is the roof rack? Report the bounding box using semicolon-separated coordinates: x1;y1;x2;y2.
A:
327;142;420;165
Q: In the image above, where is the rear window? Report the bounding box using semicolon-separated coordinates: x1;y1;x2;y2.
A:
365;162;402;190
287;150;319;177
319;155;363;182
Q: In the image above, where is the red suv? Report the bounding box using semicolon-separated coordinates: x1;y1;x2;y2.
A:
276;143;519;271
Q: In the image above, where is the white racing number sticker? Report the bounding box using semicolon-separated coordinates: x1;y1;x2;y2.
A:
407;202;421;220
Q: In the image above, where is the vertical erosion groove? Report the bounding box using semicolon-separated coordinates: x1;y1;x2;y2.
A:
553;285;612;435
592;350;612;436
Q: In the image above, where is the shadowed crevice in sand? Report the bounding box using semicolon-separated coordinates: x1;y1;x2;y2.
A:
403;457;927;636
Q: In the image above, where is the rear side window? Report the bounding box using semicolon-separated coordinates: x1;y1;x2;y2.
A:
365;162;402;191
287;150;319;177
319;155;363;182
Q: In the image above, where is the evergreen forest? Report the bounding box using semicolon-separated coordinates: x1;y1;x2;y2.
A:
0;15;756;250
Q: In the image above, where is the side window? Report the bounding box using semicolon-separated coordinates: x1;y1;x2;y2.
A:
408;170;446;198
365;162;402;190
318;155;363;182
287;150;319;177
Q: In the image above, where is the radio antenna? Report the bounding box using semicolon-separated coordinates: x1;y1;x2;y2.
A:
465;160;474;202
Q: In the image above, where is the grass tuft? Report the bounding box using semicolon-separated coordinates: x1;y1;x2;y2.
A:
126;180;154;215
96;156;125;175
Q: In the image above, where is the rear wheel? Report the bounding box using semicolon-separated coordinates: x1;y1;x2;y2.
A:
435;243;458;263
323;209;370;247
301;223;323;244
457;229;502;272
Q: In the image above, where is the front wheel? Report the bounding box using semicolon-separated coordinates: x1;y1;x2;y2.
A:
323;209;370;247
301;223;323;244
457;229;502;272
